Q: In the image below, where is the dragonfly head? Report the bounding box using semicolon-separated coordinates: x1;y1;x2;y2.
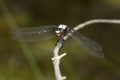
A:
54;24;70;38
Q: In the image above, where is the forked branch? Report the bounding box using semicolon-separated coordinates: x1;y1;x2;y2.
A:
52;19;120;80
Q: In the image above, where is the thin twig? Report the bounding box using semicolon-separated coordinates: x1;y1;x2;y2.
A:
52;19;120;80
74;19;120;31
52;40;67;80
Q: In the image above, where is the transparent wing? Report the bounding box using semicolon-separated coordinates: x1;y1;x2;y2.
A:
70;30;104;58
10;25;57;41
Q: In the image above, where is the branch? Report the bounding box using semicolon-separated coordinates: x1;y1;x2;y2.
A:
74;19;120;31
52;19;120;80
52;40;67;80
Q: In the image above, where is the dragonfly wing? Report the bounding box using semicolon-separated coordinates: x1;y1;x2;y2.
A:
10;25;57;41
70;30;104;58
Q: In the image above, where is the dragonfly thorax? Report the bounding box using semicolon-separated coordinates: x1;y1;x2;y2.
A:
54;24;70;38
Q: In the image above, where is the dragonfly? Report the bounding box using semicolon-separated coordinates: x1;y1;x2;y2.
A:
10;24;104;58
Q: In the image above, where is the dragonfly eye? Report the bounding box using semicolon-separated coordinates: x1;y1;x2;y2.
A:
54;25;66;37
54;24;70;38
55;30;61;34
55;30;62;37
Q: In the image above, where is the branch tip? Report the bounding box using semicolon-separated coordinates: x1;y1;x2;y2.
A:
59;53;67;59
62;76;67;80
51;53;67;61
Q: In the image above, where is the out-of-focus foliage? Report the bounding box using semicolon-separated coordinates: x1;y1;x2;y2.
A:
0;0;120;80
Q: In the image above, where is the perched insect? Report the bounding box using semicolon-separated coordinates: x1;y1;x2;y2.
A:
10;24;104;58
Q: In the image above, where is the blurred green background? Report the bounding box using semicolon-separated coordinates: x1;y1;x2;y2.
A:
0;0;120;80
